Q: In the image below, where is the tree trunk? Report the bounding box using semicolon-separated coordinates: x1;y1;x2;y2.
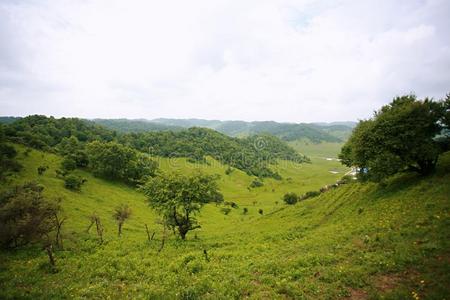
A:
145;224;151;242
178;225;188;240
158;225;167;253
118;222;122;237
45;244;56;267
418;159;436;175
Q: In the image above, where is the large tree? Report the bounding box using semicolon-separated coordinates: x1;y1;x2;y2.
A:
340;94;449;181
141;172;223;240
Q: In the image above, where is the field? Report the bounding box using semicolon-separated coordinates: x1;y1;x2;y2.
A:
1;144;449;299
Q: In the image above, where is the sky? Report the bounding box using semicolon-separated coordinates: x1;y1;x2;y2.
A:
0;0;449;123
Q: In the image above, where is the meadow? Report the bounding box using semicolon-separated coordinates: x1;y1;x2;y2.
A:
0;143;449;299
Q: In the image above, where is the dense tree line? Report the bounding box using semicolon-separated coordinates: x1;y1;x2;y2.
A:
4;115;115;150
340;94;450;181
119;128;309;178
0;124;22;180
2;115;309;179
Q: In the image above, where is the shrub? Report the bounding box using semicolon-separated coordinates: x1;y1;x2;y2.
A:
61;157;77;172
283;192;298;205
113;204;132;236
300;190;321;201
225;167;233;175
258;209;263;215
249;179;264;188
0;182;62;249
243;207;248;215
64;175;86;191
221;208;231;215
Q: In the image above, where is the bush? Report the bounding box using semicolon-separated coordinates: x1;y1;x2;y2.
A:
249;179;264;188
64;175;86;191
258;209;263;215
225;167;233;175
61;157;77;172
283;192;298;205
300;190;321;201
0;182;62;249
221;208;231;215
243;207;248;215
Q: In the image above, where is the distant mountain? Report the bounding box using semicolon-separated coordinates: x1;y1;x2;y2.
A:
2;116;355;143
312;121;357;128
91;119;183;133
0;116;21;124
152;119;355;143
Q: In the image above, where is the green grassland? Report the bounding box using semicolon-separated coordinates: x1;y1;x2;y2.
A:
288;140;344;159
1;145;449;299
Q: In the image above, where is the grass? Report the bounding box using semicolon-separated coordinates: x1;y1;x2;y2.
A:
0;144;449;299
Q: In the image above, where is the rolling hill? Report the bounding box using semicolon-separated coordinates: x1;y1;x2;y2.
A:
0;144;449;299
87;118;356;143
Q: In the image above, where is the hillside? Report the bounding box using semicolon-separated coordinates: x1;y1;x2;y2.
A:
95;118;355;143
91;118;184;133
3;115;309;179
1;145;449;299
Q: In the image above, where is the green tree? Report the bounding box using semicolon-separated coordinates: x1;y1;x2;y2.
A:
61;157;77;172
283;192;298;205
0;182;62;249
64;175;86;191
339;94;448;181
0;126;22;180
141;172;223;240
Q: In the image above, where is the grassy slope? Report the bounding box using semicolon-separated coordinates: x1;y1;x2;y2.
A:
0;145;449;299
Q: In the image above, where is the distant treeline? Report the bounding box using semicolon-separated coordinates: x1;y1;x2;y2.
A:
90;118;354;143
1;115;309;179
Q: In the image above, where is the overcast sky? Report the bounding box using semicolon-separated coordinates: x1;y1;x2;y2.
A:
0;0;449;122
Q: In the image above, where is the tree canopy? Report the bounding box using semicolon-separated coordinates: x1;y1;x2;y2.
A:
86;141;157;184
141;172;223;240
339;94;449;181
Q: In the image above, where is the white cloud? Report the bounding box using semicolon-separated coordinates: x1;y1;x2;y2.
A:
0;0;449;122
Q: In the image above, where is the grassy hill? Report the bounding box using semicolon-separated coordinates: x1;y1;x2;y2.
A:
1;145;449;299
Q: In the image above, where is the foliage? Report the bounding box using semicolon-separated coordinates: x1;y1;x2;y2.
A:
61;157;77;172
3;116;308;179
0;126;22;179
249;179;264;188
113;204;132;236
86;141;157;185
120;128;308;179
221;207;231;215
37;165;48;175
0;182;61;249
283;192;299;205
141;172;223;239
64;175;86;191
150;118;349;143
3;115;115;150
300;190;321;200
340;94;449;181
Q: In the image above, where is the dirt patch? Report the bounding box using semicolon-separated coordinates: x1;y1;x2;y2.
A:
347;288;368;300
374;273;402;292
